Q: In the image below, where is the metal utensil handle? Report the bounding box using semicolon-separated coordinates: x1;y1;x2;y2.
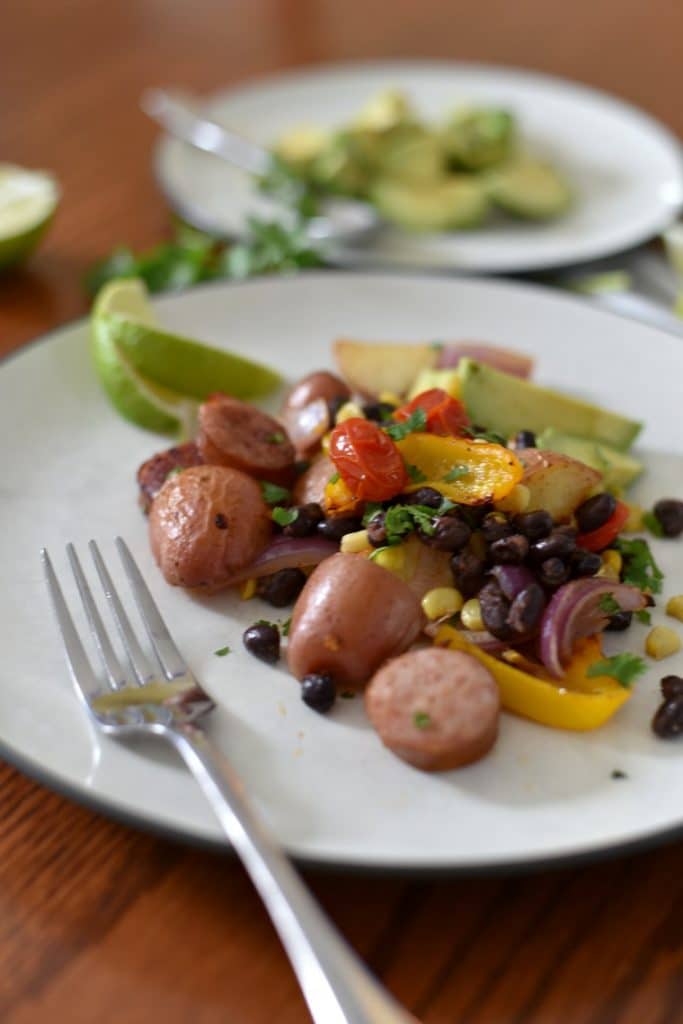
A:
142;88;270;176
169;725;417;1024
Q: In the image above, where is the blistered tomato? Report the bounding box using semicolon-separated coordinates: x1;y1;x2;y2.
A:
328;418;408;501
394;388;469;437
576;500;630;552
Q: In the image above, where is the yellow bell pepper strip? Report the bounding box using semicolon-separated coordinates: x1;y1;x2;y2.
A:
323;474;363;516
397;434;523;504
434;625;631;730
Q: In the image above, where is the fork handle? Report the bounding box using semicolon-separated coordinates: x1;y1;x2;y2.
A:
168;724;417;1024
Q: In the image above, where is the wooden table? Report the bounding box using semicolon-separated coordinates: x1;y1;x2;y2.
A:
2;2;683;1021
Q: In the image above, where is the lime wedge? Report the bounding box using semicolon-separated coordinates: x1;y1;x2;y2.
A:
90;278;281;436
0;164;59;271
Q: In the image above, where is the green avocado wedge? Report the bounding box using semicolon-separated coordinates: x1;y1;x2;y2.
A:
536;429;643;493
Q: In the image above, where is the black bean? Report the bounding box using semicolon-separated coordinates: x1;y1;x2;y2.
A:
283;502;323;538
301;673;336;713
242;622;280;664
575;493;617;533
481;512;513;543
366;512;388;548
538;557;570;587
653;499;683;538
530;530;576;562
327;395;349;423
317;515;362;541
362;400;396;422
605;611;633;632
513;430;536;449
661;675;683;699
478;581;513;640
256;568;307;607
419;516;471;552
513;509;553;541
571;549;602;577
403;487;443;509
489;533;529;565
507;582;546;637
450;551;487;598
652;695;683;738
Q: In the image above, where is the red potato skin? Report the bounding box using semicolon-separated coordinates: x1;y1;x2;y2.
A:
287;553;424;689
365;647;500;771
292;453;334;506
136;441;204;513
283;371;351;413
197;394;296;485
149;465;272;590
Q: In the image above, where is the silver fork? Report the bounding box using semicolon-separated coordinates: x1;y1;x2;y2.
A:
42;538;416;1024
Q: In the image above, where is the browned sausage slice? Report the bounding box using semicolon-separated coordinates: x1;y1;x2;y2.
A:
198;394;296;485
287;553;423;688
365;647;500;771
136;441;204;513
149;464;272;590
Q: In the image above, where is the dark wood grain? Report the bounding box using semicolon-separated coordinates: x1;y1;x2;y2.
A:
2;2;683;1021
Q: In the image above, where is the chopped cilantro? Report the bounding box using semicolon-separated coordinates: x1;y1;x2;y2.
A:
214;646;232;657
164;466;184;481
405;462;427;484
362;502;384;526
328;471;340;485
266;431;286;445
260;481;291;506
616;538;664;594
272;506;299;527
586;652;647;688
383;408;427;441
635;609;652;625
340;690;356;699
463;425;507;446
643;510;665;538
598;593;621;615
442;464;469;484
280;617;292;637
413;711;432;729
384;503;436;545
368;545;390;561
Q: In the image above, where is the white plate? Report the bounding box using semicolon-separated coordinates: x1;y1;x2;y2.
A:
155;61;683;274
3;273;683;872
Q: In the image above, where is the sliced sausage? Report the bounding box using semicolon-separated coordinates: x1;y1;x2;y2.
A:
365;647;500;771
287;553;423;688
198;394;296;485
149;464;272;590
293;454;335;506
136;441;204;513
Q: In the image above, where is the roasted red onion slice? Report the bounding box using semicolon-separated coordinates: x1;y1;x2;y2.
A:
227;536;338;584
539;578;647;678
490;564;536;601
281;397;330;454
436;343;534;378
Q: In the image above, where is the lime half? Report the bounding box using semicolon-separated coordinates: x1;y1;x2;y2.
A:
0;164;60;271
90;278;281;436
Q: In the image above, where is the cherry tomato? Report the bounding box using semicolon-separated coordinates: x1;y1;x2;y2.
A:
394;388;469;437
576;500;630;552
328;418;408;501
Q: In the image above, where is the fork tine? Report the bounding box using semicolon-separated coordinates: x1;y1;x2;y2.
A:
66;544;128;690
115;537;189;680
41;548;102;707
89;541;156;686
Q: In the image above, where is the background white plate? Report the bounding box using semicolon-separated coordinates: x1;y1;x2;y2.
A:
156;61;683;274
3;273;683;872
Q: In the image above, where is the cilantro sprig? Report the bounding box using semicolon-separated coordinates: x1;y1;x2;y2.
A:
383;408;427;441
260;481;291;506
272;506;298;527
442;464;469;484
463;425;507;446
616;538;664;594
586;653;647;688
598;593;621;615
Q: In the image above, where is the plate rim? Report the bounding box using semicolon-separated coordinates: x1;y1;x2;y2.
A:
153;57;683;273
5;269;683;875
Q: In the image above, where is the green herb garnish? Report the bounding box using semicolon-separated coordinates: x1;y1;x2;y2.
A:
164;466;184;481
586;652;647;688
383;408;427;441
635;609;652;625
368;546;390;561
616;537;664;594
280;617;292;638
405;462;427;483
442;464;469;484
413;711;432;729
272;506;299;527
463;425;507;446
260;481;291;506
383;503;437;544
643;511;665;538
598;593;621;615
328;471;340;485
362;502;384;526
214;646;232;657
340;690;356;699
266;431;286;445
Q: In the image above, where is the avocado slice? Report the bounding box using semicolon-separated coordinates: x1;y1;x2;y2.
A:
537;428;643;493
457;359;642;450
442;108;516;171
373;123;446;184
486;156;571;220
371;176;488;232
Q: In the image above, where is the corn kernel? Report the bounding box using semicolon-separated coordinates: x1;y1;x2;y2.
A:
321;432;331;454
469;531;487;560
645;625;681;660
335;401;365;424
622;503;644;533
378;390;402;407
372;546;405;575
421;587;464;621
495;484;530;515
460;598;484;632
340;529;371;554
240;578;256;600
597;549;622;580
666;595;683;622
